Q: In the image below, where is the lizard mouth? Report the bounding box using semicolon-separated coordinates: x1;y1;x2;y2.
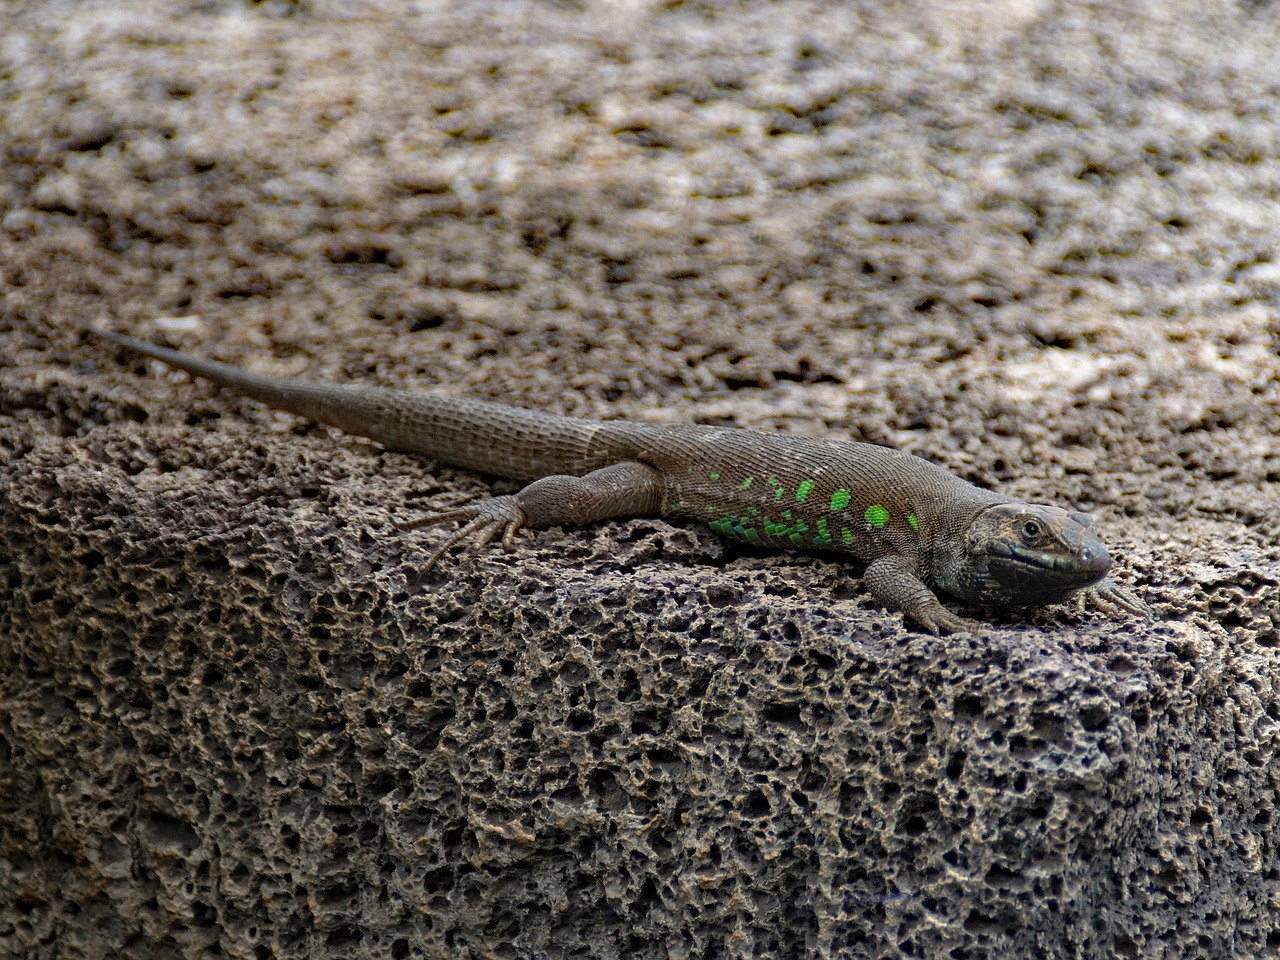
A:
986;542;1111;592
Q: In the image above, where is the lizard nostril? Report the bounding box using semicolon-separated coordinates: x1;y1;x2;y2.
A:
1080;545;1112;573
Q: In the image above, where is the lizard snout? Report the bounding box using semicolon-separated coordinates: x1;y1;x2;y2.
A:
1076;541;1112;577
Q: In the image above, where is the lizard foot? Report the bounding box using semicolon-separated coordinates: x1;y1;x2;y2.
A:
863;555;976;635
403;496;529;571
1075;579;1153;620
908;602;976;636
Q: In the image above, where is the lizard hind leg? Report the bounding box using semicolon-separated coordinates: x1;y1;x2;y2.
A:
407;461;667;571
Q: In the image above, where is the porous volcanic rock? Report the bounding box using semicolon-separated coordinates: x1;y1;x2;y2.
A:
2;2;1278;958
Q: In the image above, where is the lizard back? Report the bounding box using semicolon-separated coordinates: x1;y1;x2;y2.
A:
590;421;1005;562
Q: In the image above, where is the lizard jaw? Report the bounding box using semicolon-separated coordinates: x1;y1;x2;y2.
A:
985;540;1112;596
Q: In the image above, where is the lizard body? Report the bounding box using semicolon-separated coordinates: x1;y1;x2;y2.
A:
84;326;1150;633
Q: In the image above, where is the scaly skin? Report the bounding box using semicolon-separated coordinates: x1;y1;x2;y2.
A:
83;326;1152;634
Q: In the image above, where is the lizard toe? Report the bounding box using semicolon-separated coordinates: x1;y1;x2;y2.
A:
398;498;484;532
413;496;529;571
1080;579;1153;620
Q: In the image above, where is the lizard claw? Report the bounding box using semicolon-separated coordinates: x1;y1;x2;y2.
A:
1075;579;1153;620
403;496;528;571
908;601;976;636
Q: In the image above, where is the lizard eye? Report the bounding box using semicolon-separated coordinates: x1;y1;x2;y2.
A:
1021;520;1041;540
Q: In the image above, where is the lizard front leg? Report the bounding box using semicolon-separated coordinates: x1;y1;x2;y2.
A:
406;461;666;570
863;554;974;635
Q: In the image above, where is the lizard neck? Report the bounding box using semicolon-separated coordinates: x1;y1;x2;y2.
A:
922;493;1010;598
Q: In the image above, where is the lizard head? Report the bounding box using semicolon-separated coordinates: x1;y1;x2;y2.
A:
950;502;1112;609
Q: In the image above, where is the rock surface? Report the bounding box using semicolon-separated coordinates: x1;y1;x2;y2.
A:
2;1;1279;958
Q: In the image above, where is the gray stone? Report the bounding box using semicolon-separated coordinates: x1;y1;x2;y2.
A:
2;1;1279;958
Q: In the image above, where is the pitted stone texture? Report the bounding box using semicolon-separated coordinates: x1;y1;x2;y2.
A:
3;0;1280;958
2;455;1272;960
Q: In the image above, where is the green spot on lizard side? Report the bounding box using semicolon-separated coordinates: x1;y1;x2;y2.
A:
830;489;851;511
865;504;890;529
908;512;919;532
796;479;815;502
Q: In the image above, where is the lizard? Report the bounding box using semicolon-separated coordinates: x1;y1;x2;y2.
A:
81;325;1152;634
